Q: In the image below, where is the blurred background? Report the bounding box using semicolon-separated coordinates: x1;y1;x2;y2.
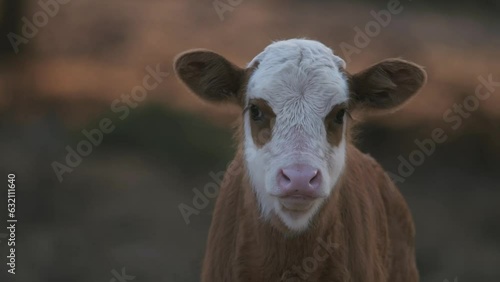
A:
0;0;499;281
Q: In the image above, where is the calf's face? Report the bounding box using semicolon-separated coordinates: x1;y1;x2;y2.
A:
174;39;426;232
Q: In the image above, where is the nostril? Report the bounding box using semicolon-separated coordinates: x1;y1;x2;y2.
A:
278;169;292;188
280;169;291;182
309;170;318;183
309;170;321;188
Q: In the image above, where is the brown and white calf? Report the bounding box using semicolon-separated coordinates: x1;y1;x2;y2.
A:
174;39;426;282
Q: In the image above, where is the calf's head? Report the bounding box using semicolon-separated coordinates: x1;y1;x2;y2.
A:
174;39;426;232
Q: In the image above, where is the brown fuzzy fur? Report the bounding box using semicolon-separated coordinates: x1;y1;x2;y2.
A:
201;124;418;282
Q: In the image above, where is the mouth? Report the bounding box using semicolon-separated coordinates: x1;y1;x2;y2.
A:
278;196;316;212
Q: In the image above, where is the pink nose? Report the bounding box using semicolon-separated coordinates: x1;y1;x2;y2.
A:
277;164;322;198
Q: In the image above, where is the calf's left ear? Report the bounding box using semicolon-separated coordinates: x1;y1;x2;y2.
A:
349;59;427;112
174;49;245;105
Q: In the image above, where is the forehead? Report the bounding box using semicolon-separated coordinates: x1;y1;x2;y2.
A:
246;40;349;116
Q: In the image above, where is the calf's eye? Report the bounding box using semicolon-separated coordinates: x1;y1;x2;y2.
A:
250;104;264;121
334;109;346;124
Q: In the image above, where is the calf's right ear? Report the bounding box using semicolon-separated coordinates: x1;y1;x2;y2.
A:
174;50;245;105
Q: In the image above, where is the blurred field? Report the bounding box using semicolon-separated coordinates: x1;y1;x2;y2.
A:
0;0;499;281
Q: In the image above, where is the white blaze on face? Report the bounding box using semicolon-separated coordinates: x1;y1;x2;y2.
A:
243;39;349;232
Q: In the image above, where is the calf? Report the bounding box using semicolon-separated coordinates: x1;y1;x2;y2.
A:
174;39;426;282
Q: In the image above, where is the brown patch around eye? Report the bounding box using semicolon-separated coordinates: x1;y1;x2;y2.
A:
325;103;347;146
248;98;276;147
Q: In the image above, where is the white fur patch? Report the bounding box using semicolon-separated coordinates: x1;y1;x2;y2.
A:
243;39;349;231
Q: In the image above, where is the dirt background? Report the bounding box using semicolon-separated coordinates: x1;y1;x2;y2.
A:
0;0;499;281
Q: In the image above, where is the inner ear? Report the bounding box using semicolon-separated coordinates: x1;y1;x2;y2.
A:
349;59;427;112
174;50;246;105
